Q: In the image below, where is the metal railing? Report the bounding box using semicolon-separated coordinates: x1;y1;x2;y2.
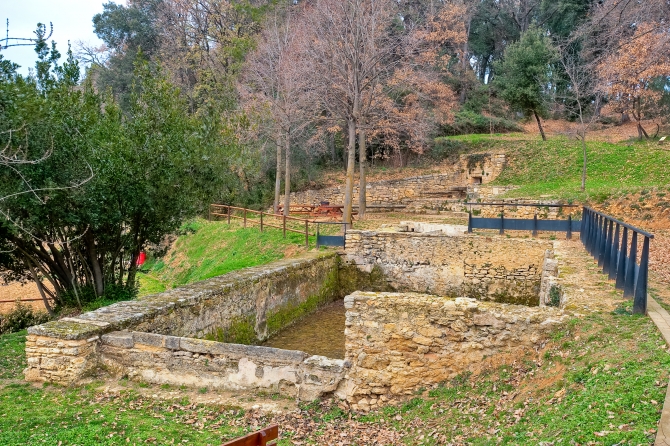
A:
581;207;653;314
316;221;350;248
467;203;581;238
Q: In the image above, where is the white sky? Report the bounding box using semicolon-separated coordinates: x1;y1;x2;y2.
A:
1;1;122;75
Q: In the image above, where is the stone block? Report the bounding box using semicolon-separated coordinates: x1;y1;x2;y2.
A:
101;331;134;349
132;332;166;348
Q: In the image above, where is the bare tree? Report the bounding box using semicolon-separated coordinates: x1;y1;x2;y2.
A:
297;0;406;224
242;3;312;215
557;45;599;192
577;0;670;136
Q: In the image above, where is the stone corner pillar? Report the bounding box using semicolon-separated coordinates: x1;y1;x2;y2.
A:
24;319;107;385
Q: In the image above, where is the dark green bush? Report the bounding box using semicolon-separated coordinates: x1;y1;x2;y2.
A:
441;111;522;136
0;302;50;335
60;283;137;309
430;138;469;161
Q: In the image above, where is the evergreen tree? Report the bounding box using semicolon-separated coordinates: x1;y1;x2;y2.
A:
494;27;557;140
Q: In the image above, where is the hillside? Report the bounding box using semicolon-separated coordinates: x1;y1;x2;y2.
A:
445;134;670;202
137;219;311;295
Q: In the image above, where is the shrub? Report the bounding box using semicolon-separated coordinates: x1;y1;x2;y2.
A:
548;285;562;307
0;302;50;335
441;110;522;136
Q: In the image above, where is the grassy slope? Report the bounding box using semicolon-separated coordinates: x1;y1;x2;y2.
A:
138;219;311;295
445;134;670;202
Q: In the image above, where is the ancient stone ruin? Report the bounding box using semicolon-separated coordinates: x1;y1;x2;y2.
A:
25;225;567;410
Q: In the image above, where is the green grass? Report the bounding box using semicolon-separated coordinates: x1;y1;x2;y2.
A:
138;219;313;294
445;134;670;201
0;330;27;379
2;304;666;444
0;331;280;445
338;308;670;444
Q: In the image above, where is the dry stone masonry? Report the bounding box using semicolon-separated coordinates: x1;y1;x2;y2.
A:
343;291;567;411
281;154;507;211
25;228;570;410
344;228;553;306
25;251;342;387
99;331;348;401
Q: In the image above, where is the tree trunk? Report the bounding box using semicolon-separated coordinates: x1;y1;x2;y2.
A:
126;250;139;290
533;110;547;141
460;19;471;105
358;127;367;220
26;258;54;316
84;231;104;297
283;136;291;217
329;132;336;163
273;140;282;214
581;132;587;192
343;117;357;225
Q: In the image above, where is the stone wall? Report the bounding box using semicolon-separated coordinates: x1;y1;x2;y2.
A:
343;291;567;411
100;331;348;401
344;230;553;305
282;154;506;208
25;251;341;385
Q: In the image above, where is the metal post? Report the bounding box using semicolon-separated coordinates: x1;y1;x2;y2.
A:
593;215;603;263
616;227;628;290
609;223;620;280
468;212;473;233
589;213;596;256
567;215;572;240
598;215;607;267
624;231;637;298
260;211;263;232
305;220;309;248
580;207;587;243
282;215;286;238
499;209;504;235
583;209;591;252
244;209;247;228
227;206;231;225
633;236;650;314
603;220;613;274
316;223;320;249
532;213;538;237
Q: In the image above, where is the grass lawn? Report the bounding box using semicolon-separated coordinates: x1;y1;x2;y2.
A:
1;301;668;444
443;134;670;202
138;219;314;295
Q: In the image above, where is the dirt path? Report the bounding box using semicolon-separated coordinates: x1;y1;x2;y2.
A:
0;282;46;314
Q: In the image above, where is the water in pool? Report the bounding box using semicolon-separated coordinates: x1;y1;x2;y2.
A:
262;300;345;359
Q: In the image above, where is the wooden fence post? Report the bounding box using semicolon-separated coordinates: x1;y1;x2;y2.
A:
260;211;264;232
305;220;309;248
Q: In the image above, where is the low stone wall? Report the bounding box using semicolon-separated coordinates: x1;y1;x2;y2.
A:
100;331;348;401
344;230;552;305
25;251;341;385
343;291;567;411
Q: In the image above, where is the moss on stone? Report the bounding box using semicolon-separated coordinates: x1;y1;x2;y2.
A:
205;315;257;344
338;261;394;295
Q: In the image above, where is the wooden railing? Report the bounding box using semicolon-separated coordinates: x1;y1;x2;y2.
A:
222;425;278;446
209;204;349;248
